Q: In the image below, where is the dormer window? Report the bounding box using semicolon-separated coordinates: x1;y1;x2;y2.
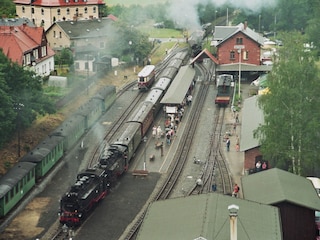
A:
65;0;69;2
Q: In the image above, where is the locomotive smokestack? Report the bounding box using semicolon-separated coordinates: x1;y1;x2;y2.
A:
244;21;248;30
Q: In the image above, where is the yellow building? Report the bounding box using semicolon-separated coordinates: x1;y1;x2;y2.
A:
14;0;105;31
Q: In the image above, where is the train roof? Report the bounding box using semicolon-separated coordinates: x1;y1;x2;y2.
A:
138;65;155;77
20;135;64;163
113;122;141;147
144;89;163;105
50;115;85;137
127;101;154;123
64;171;101;200
92;85;116;100
161;65;195;104
217;74;233;86
158;66;179;79
152;77;171;91
0;162;36;198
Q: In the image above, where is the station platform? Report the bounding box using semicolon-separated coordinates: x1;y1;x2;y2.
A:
223;83;252;198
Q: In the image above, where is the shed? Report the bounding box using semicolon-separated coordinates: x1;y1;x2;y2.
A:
160;65;195;105
48;76;67;88
242;168;320;240
137;193;282;240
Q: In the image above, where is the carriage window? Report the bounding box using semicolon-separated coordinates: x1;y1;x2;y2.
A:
15;186;19;194
5;194;9;203
10;189;14;198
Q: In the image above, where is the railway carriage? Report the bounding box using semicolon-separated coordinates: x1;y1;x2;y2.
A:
138;65;156;91
92;85;116;113
0;162;36;217
19;135;64;180
51;115;86;151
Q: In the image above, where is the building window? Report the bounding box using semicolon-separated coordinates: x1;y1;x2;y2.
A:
31;7;34;14
243;50;249;60
33;49;38;60
93;7;96;13
41;8;44;15
41;46;47;57
57;9;61;15
66;8;70;15
22;6;25;13
26;53;31;65
53;31;56;38
75;8;79;16
59;31;62;38
84;7;88;14
230;51;235;60
41;20;44;27
236;37;243;44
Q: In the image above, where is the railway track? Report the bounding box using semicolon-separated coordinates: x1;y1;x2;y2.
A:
49;50;190;240
123;63;210;240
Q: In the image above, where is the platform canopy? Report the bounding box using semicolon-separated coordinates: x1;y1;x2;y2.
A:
160;65;195;105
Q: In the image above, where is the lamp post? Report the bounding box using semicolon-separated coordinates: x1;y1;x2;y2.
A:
143;136;147;171
259;14;261;33
234;45;244;97
14;103;24;157
129;40;132;62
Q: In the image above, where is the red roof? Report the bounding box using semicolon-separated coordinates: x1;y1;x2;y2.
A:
14;0;105;6
190;48;219;65
0;25;45;64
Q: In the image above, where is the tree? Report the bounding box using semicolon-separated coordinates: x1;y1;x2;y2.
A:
254;32;320;176
0;50;56;149
0;0;16;18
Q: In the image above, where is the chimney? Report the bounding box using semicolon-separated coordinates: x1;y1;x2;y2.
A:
244;21;247;30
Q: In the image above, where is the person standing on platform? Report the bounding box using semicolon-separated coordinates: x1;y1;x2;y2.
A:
226;137;230;151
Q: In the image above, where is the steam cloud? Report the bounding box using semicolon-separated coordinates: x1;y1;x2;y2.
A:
167;0;278;30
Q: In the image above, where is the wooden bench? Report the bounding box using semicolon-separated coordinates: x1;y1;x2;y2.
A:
132;170;149;177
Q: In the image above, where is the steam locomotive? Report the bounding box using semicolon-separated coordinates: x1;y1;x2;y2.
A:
59;49;190;226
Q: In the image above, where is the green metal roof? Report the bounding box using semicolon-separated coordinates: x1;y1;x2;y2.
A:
137;193;282;240
242;168;320;210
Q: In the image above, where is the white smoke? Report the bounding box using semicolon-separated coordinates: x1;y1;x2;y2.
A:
167;0;278;30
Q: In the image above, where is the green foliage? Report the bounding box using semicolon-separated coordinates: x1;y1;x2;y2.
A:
0;50;56;149
255;32;320;175
0;0;16;18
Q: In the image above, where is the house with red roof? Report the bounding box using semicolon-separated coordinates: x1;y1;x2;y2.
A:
14;0;106;31
0;23;55;76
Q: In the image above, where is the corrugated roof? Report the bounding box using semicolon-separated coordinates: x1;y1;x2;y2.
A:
242;168;320;211
240;95;264;151
160;65;195;104
137;193;282;240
